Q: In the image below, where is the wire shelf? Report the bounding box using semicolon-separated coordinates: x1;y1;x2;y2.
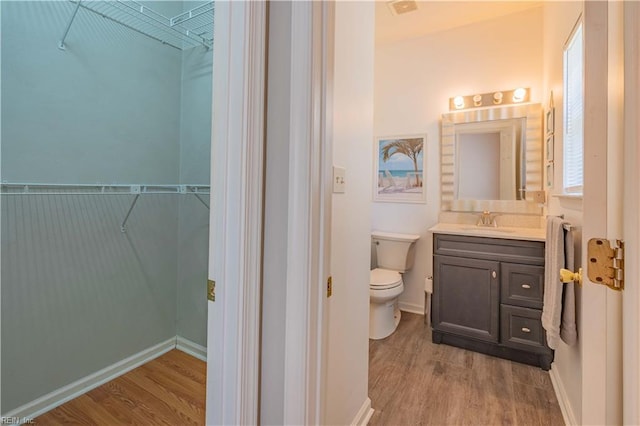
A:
60;0;214;51
1;182;211;232
0;182;210;196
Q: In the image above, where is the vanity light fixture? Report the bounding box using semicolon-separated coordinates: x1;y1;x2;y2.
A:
448;87;531;111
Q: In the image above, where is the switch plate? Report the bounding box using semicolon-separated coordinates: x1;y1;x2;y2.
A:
333;166;346;193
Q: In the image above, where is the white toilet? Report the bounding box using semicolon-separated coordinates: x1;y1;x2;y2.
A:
369;231;420;340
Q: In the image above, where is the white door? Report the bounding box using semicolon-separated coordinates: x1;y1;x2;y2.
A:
580;2;640;424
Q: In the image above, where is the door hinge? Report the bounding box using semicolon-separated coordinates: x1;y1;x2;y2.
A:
207;279;216;301
327;276;333;298
587;238;624;291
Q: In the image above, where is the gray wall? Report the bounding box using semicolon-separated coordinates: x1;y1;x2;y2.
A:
1;1;211;412
176;40;212;347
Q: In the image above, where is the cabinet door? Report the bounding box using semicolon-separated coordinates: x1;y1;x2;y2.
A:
433;255;500;342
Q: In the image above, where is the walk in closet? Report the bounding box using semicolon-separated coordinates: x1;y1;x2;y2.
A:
1;0;213;415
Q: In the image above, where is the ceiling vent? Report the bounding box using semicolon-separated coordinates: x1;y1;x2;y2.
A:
387;0;418;16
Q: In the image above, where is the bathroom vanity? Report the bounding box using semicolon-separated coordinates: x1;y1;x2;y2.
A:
429;224;553;370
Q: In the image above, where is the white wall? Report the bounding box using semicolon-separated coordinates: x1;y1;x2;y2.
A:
542;2;584;425
325;2;375;424
373;8;543;313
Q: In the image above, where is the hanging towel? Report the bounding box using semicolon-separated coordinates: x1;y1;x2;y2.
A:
542;217;568;349
560;228;578;346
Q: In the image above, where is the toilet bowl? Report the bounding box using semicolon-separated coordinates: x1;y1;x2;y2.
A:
369;268;404;340
369;231;419;340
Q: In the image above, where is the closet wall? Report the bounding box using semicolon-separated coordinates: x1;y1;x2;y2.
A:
1;1;211;412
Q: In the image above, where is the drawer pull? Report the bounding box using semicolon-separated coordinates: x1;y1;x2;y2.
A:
521;327;531;333
521;284;531;289
492;271;497;279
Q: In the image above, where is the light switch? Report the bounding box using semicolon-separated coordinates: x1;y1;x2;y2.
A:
333;166;346;193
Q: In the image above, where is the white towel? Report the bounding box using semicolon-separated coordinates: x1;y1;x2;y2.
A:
541;217;567;349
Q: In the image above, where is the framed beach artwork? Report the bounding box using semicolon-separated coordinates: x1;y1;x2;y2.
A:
374;134;427;203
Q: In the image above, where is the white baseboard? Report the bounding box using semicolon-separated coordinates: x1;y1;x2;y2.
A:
176;336;207;362
549;366;577;425
399;301;424;316
3;338;175;422
351;398;374;426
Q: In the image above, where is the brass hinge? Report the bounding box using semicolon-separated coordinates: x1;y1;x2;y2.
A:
587;238;624;291
207;279;216;301
327;276;333;298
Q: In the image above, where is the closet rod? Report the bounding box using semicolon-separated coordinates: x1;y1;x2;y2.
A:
1;183;210;196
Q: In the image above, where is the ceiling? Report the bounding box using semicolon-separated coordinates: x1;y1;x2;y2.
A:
375;1;543;45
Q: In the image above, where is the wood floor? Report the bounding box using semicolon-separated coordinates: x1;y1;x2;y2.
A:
368;312;565;425
35;316;563;425
35;349;205;425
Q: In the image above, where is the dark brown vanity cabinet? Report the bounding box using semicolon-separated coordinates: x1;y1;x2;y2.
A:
431;233;553;370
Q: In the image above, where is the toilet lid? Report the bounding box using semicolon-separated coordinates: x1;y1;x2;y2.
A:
370;268;402;289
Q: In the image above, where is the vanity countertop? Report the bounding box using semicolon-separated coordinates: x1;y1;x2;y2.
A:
429;222;545;242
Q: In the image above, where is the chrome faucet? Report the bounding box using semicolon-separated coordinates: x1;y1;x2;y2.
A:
477;210;497;227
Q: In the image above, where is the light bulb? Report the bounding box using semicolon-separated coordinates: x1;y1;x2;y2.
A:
513;88;527;102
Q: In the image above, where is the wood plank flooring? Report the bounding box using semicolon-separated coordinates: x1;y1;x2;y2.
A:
35;349;205;425
368;312;565;426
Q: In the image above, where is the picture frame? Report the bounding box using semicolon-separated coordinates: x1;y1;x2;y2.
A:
546;162;554;188
374;134;427;203
546;133;554;161
546;107;555;135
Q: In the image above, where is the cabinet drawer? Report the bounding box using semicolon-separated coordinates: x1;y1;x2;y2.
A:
433;233;544;264
501;263;544;309
500;305;548;352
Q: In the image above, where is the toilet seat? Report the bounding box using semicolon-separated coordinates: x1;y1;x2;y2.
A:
370;268;402;290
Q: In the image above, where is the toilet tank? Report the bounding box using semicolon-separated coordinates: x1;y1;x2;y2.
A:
372;231;420;272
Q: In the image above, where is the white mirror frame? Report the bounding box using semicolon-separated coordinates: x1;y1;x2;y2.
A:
441;103;543;213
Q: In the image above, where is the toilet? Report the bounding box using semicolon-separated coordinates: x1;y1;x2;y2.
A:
370;231;420;340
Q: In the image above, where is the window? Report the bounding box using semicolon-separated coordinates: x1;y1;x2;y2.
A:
563;21;584;193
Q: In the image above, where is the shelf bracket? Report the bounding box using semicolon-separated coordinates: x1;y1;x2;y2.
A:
59;0;82;50
192;192;210;210
120;193;141;233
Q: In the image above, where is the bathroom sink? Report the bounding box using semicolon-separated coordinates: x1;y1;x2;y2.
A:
459;226;516;234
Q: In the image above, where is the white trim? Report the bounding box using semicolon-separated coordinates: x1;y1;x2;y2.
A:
550;366;577;426
282;2;329;424
175;336;207;362
350;398;374;426
399;302;424;316
3;338;174;422
206;1;266;425
623;2;640;424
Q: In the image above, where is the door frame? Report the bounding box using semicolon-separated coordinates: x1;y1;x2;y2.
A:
623;2;640;423
206;1;331;424
206;2;266;424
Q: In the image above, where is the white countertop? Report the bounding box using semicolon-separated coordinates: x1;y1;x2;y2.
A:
429;222;546;242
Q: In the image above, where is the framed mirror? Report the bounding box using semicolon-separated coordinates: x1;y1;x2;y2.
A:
440;103;543;213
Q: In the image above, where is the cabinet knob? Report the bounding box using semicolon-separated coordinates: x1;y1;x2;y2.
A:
521;284;531;289
492;271;497;279
521;327;531;333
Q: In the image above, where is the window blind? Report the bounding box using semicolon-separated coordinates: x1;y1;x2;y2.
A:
563;23;584;193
